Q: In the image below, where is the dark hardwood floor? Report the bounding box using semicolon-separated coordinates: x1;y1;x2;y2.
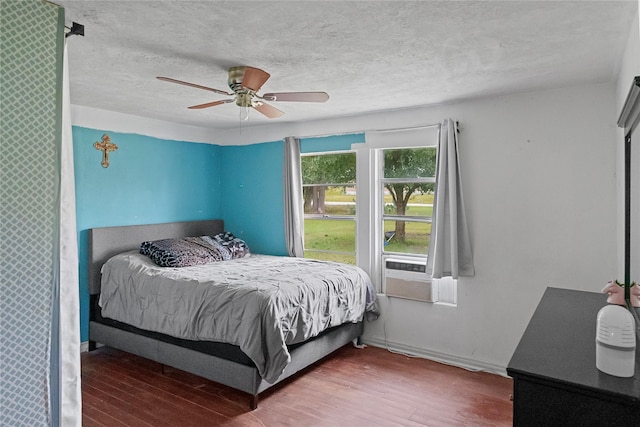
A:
81;345;513;426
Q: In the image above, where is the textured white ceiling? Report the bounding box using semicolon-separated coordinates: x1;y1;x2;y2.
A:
58;0;637;130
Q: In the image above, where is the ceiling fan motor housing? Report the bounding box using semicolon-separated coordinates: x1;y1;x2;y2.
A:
227;66;246;94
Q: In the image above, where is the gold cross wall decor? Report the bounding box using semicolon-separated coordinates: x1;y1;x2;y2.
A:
93;134;118;168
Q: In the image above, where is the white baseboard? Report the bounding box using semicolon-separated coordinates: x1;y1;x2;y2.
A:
362;336;508;377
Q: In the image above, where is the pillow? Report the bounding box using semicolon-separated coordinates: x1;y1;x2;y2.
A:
140;232;250;267
210;231;251;259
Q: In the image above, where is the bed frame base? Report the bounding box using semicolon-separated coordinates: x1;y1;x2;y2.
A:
89;320;363;409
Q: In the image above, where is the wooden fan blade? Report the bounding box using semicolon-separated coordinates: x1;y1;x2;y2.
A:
253;102;284;118
187;99;232;109
157;76;232;96
262;92;329;102
241;67;270;92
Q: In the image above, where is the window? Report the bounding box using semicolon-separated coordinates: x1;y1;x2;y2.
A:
378;145;456;305
301;151;357;264
298;127;456;305
380;147;437;257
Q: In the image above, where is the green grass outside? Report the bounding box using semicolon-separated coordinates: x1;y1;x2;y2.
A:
304;188;432;264
304;251;356;265
304;219;355;252
304;219;430;265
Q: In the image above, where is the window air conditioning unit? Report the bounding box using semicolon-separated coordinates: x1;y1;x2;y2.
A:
383;257;434;302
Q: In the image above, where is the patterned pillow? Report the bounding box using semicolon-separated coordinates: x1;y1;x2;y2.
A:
210;231;251;259
140;232;250;267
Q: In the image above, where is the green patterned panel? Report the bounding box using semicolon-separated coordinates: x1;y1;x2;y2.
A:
0;0;63;426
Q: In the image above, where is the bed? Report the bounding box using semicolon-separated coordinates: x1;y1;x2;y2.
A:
87;219;375;409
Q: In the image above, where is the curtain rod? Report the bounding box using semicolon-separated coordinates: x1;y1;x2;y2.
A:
298;121;460;140
369;123;442;133
370;121;461;134
65;22;84;38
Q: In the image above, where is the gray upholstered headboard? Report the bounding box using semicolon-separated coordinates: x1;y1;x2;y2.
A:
88;219;224;295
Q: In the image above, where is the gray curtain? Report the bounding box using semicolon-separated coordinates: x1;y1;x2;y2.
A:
283;136;304;257
427;119;474;279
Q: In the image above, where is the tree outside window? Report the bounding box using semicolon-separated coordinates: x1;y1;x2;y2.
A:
382;147;437;256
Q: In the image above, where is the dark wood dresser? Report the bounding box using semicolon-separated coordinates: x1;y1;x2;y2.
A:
507;287;640;426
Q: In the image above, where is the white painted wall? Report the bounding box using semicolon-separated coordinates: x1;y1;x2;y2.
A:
615;5;640;281
356;84;618;373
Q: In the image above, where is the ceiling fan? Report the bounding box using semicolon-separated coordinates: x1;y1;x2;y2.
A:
157;66;329;119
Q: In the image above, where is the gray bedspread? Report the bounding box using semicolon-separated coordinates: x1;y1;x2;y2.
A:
99;251;375;383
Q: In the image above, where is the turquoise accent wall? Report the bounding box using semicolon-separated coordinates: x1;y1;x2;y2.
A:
74;127;221;340
219;140;288;256
300;133;364;153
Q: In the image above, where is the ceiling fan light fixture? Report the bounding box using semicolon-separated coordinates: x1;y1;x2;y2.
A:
157;65;328;120
240;105;250;121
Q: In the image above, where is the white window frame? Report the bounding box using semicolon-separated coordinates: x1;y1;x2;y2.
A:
298;126;457;305
377;146;435;302
355;125;456;305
